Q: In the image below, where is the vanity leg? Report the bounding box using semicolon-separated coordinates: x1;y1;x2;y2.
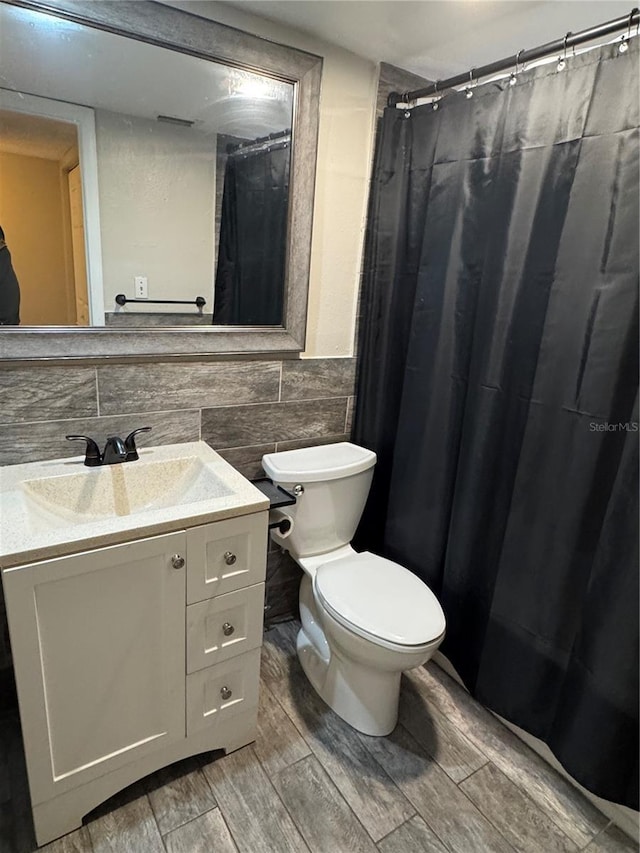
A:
222;705;258;755
32;799;85;848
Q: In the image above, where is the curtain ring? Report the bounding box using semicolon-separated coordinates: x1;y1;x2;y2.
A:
510;49;524;86
465;68;475;99
557;33;570;70
619;9;635;52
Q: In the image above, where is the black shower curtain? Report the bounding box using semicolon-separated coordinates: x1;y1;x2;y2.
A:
354;39;639;809
213;138;290;325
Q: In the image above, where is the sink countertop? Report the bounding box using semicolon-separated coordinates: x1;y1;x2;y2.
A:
0;441;269;568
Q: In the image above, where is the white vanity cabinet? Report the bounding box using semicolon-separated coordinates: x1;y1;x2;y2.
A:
2;509;267;847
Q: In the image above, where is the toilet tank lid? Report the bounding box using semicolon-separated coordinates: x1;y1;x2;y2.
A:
262;442;376;483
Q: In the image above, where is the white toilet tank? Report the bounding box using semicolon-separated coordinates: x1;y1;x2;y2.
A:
262;443;376;559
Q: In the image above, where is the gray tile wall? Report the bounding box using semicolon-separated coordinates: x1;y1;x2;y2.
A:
0;356;356;671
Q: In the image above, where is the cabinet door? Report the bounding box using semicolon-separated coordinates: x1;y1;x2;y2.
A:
2;531;187;805
186;513;267;604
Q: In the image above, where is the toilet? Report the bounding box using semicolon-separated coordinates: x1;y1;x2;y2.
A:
262;442;446;736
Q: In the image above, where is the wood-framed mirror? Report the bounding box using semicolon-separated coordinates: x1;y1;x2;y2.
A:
0;0;322;360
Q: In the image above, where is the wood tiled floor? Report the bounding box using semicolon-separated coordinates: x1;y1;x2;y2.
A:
0;621;637;853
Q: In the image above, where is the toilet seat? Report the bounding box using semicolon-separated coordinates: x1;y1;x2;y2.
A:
313;551;446;648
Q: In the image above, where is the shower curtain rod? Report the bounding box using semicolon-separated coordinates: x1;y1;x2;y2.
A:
227;128;291;154
388;7;639;106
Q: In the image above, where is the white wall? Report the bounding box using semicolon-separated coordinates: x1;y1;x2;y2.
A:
95;109;216;314
163;1;379;357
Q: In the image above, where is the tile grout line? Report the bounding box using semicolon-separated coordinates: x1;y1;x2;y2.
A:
454;758;492;788
159;812;169;853
578;820;613;851
76;823;96;853
203;393;350;410
468;740;603;847
278;360;283;402
271;745;394;849
143;778;164;843
211;811;244;853
261;642;415;847
421;667;607;848
94;368;101;418
158;802;222;843
256;656;344;839
199;738;310;853
453;736;581;853
247;743;313;853
212;804;241;853
0;394;355;429
358;720;519;853
452;763;548;853
0;408;202;427
354;722;458;853
399;676;492;781
374;814;421;848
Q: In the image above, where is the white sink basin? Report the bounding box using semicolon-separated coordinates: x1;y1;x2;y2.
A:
21;456;232;520
0;441;269;567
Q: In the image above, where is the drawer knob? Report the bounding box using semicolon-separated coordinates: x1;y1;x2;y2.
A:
222;622;235;637
220;686;232;701
224;551;237;566
171;554;185;570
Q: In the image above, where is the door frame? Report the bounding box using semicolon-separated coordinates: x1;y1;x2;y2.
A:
0;88;105;325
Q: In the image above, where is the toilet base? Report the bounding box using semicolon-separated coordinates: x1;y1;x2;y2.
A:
296;626;401;736
295;572;442;737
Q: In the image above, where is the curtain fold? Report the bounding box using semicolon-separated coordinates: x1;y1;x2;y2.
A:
354;39;639;808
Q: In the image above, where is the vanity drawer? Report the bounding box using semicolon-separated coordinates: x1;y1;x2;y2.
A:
186;583;264;673
186;513;267;605
186;647;261;735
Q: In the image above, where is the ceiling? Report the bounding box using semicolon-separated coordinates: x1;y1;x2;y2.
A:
0;2;631;141
226;1;633;80
0;110;78;160
0;3;293;137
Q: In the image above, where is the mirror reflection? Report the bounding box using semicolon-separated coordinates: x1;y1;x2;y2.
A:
0;2;294;328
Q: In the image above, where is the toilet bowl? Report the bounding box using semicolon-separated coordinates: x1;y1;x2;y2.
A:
262;442;446;736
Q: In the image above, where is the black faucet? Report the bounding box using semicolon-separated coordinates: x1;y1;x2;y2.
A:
66;427;152;467
123;427;152;461
102;436;127;465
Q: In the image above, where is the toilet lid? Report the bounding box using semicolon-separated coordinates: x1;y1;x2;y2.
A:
314;552;446;646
